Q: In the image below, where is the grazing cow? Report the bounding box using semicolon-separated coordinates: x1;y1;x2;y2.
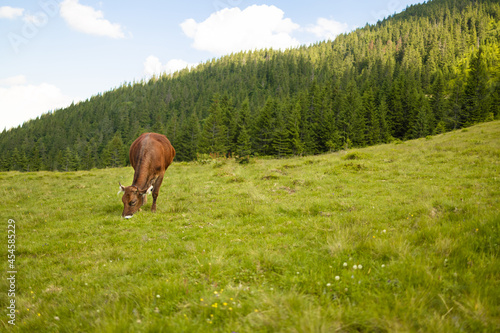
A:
119;133;175;218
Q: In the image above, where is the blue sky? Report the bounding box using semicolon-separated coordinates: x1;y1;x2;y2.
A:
0;0;424;130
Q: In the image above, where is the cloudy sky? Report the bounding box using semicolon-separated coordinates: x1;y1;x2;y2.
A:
0;0;423;130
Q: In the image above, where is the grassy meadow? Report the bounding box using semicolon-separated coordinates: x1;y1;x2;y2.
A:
1;121;499;332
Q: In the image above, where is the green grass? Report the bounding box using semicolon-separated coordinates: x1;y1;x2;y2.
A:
1;121;500;332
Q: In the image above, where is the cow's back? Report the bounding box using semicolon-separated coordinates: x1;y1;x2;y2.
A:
129;133;175;172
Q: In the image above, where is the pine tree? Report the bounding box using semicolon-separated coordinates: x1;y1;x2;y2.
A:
73;149;81;171
448;77;464;130
462;47;489;126
62;147;73;171
176;112;200;161
199;97;228;155
338;81;359;148
165;112;179;145
272;110;291;158
388;75;405;138
412;97;431;138
83;141;96;170
151;114;164;133
31;145;41;171
38;141;47;171
234;99;253;160
56;150;64;171
107;132;126;167
378;97;391;142
253;97;276;156
230;98;251;155
351;106;367;147
236;125;252;161
298;92;316;155
0;154;8;171
362;88;379;145
306;81;323;154
430;70;446;125
286;101;304;155
11;148;21;171
101;148;111;168
220;95;234;156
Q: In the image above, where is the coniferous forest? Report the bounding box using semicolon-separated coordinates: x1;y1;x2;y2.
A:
1;0;500;171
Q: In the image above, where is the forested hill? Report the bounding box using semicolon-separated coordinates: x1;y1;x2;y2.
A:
1;0;500;171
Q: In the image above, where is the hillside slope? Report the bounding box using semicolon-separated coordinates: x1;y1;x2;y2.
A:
1;120;499;332
1;0;500;170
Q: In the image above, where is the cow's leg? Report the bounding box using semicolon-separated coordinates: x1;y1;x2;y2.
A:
151;175;164;212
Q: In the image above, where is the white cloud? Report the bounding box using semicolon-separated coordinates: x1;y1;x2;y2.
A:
0;6;24;19
180;5;300;55
59;0;125;38
0;76;77;130
144;56;163;76
0;75;27;86
143;56;198;77
23;13;48;26
306;17;349;40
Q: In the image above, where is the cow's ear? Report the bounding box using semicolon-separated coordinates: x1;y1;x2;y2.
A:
138;185;153;195
118;182;126;195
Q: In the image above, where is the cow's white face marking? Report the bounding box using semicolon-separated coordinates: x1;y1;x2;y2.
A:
124;215;133;219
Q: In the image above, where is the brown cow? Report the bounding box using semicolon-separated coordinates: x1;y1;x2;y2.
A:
119;133;175;218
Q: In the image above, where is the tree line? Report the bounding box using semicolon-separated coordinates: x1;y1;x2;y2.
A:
1;0;499;171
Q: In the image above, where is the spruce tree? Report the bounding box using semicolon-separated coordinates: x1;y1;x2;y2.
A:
378;97;391;142
362;88;379;145
230;99;251;155
272;110;291;158
176;113;200;161
11;148;21;171
31;145;41;171
62;147;73;171
286;101;304;155
236;125;252;161
199;97;228;156
107;132;126;167
101;148;111;169
388;75;405;138
252;97;276;156
83;141;96;170
462;47;489;126
220;95;234;156
430;70;446;125
19;150;28;172
338;81;359;148
412;98;431;138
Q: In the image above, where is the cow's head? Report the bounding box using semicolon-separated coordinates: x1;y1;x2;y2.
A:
119;182;153;218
